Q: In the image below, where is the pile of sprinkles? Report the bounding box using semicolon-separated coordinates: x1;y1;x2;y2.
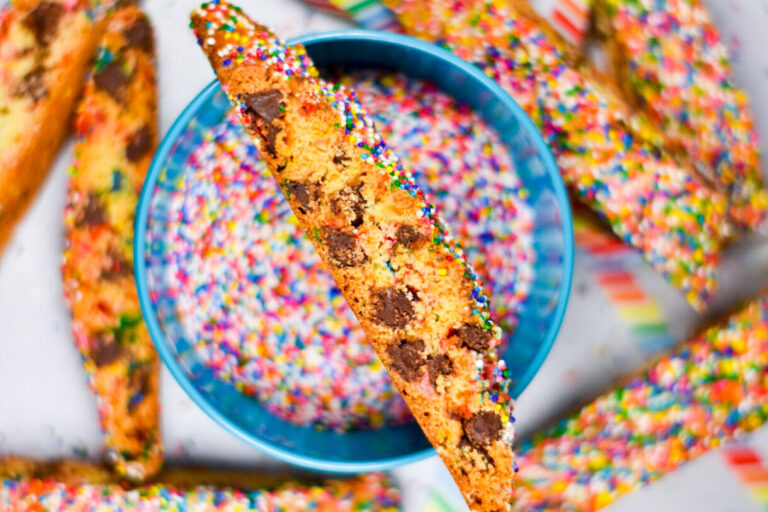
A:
514;295;768;511
0;472;401;511
594;0;766;230
383;0;730;311
157;69;533;431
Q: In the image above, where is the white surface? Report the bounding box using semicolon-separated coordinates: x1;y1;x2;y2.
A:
2;1;768;511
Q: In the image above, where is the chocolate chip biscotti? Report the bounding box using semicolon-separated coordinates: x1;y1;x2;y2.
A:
61;5;161;482
191;2;515;511
0;456;401;511
0;1;106;253
383;0;731;311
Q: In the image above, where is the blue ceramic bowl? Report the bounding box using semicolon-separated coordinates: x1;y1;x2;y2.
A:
135;30;573;473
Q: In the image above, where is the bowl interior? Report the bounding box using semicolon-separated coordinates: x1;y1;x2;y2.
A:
136;31;573;472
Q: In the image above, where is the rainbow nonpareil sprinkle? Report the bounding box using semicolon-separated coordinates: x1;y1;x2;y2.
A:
514;295;768;511
383;0;730;311
157;67;534;431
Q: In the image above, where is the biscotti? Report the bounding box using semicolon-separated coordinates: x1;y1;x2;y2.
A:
383;0;731;311
591;0;766;231
61;5;161;482
0;1;105;253
191;2;516;511
514;294;768;510
0;456;401;511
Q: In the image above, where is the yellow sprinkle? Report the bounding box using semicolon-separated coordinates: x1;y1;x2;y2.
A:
594;491;614;509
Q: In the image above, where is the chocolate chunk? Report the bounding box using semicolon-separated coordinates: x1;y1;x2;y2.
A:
13;67;47;102
126;125;151;162
94;60;131;103
76;193;107;227
263;124;281;156
243;90;283;123
285;180;317;214
453;323;492;353
426;354;453;387
123;17;154;52
92;334;125;367
101;249;132;281
395;225;422;248
331;184;365;228
243;91;284;156
23;2;63;46
372;288;415;329
463;411;502;447
324;228;367;267
386;339;425;381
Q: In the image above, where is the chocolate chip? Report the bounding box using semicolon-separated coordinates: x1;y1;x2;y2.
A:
386;339;425;381
92;334;125;367
101;249;132;281
453;323;492;353
324;228;367;267
76;193;107;227
23;2;64;46
94;60;131;103
13;67;47;102
372;288;415;329
126;125;151;162
395;225;422;248
331;184;365;228
243;91;284;156
123;17;153;52
426;354;453;387
463;411;502;447
285;180;318;214
243;90;283;123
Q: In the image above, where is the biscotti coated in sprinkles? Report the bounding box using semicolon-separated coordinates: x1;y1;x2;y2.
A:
192;0;516;442
383;0;731;312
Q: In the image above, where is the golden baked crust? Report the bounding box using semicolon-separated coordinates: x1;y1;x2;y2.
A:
0;1;104;253
191;3;517;511
61;5;161;482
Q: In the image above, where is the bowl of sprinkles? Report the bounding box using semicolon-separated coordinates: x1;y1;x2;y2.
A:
135;30;574;472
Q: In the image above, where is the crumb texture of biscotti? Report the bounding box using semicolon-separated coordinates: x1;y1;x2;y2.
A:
590;0;766;231
191;2;516;511
0;456;401;511
0;1;105;254
61;4;162;482
383;0;730;312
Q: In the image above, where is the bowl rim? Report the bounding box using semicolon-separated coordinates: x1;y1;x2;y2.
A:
135;28;574;473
